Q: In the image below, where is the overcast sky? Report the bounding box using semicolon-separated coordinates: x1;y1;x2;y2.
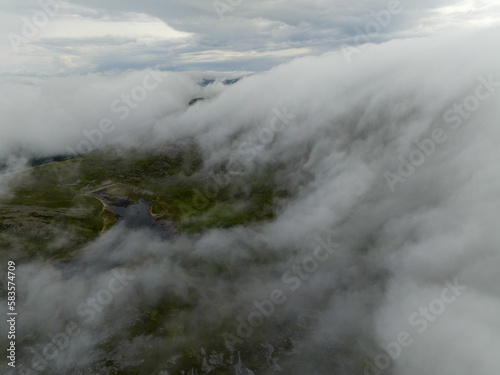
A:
1;0;500;76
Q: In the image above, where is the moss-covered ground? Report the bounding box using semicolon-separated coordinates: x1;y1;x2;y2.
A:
0;143;282;261
0;143;330;374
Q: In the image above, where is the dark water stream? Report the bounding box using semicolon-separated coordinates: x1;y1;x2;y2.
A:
108;198;176;239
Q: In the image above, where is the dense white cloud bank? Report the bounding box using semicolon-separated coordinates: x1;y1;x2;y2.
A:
1;25;500;374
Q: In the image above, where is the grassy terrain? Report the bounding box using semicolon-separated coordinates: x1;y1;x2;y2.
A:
0;143;282;261
0;142;313;374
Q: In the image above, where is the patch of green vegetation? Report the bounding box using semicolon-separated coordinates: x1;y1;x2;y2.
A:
0;142;285;261
0;143;299;374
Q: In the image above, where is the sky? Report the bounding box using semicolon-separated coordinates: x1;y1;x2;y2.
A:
1;0;500;75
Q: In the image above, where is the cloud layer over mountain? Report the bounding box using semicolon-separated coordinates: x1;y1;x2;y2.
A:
1;25;500;374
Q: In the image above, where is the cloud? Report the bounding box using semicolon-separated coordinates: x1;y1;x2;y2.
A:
1;0;499;74
1;25;500;374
